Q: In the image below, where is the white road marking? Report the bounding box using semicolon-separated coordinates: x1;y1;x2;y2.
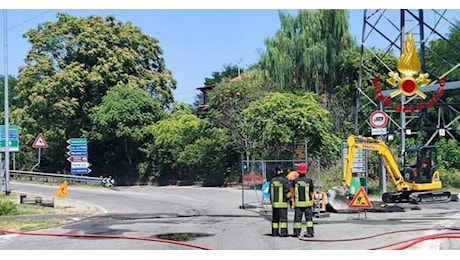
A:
0;234;19;245
416;217;458;250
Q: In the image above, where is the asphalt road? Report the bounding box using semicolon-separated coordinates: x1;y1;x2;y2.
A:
1;182;460;251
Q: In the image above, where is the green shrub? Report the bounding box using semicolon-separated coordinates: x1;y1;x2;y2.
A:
0;201;19;215
366;183;381;196
447;172;460;189
438;168;460;189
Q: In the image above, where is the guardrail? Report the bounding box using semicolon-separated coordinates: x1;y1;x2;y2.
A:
6;170;106;186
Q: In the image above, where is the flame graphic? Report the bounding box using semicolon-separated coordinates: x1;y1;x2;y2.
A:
397;34;421;77
386;33;431;99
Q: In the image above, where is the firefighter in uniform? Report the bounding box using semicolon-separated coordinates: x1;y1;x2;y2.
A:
291;163;315;238
269;166;290;237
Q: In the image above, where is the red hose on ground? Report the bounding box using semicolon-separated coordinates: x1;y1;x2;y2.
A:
0;229;216;250
2;227;460;250
297;227;460;250
384;233;460;250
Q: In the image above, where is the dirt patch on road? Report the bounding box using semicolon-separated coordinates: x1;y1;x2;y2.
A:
52;197;104;216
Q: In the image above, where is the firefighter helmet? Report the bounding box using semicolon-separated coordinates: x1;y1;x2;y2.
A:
296;163;307;174
275;166;284;175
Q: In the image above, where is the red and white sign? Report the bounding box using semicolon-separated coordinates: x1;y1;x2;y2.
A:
67;156;87;162
369;110;388;128
32;133;48;148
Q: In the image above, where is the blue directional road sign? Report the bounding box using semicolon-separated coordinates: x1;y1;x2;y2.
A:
67;138;87;145
0;125;19;152
67;138;90;175
67;144;87;150
67;150;87;156
70;168;92;174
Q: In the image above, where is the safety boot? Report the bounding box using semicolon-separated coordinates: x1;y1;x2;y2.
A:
272;228;280;237
306;227;314;237
280;228;288;237
293;228;301;237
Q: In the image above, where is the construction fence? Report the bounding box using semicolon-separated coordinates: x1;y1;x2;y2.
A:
240;159;322;210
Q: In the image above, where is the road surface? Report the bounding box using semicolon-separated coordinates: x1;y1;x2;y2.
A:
1;182;459;252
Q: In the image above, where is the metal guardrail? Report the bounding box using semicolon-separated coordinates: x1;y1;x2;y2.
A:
7;170;104;186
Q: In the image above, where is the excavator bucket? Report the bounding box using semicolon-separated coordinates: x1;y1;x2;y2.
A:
325;186;352;212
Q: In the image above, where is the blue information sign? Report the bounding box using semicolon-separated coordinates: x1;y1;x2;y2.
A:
67;137;90;175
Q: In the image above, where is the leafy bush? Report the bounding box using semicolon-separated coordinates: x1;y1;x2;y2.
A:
0;201;19;215
440;168;460;189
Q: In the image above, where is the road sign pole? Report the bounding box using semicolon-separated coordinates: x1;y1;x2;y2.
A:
31;148;42;172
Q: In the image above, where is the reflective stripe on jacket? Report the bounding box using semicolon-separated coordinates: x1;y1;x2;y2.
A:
270;176;289;208
293;175;314;207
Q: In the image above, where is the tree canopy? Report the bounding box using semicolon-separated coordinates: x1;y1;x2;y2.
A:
11;13;176;174
242;92;340;161
259;10;354;95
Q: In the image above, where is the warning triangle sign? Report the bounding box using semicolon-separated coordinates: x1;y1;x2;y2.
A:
32;133;48;148
55;181;68;198
348;187;373;209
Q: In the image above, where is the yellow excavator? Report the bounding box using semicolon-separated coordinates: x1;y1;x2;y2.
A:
327;135;458;211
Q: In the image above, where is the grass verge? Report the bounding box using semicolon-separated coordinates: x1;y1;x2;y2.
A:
0;192;90;232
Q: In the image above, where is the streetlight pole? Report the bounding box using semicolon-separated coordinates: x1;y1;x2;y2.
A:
3;10;10;195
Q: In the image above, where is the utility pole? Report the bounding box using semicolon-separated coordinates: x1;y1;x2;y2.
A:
3;10;10;195
237;58;243;76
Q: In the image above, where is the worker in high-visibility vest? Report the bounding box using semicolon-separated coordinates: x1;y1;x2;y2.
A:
291;163;315;238
269;166;290;237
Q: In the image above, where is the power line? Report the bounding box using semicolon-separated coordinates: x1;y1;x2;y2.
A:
0;10;53;36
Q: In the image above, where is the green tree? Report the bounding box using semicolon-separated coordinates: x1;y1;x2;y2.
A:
241;92;341;163
424;20;460;141
206;70;274;162
340;47;398;137
177;119;237;186
204;64;244;86
259;10;354;95
11;13;176;172
0;75;19;112
149;103;201;183
89;86;165;184
425;19;460;81
194;64;245;109
435;138;460;188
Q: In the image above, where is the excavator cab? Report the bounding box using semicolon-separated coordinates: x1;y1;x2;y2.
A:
402;146;436;184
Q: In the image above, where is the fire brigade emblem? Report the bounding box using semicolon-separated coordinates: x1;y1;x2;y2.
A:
372;33;445;114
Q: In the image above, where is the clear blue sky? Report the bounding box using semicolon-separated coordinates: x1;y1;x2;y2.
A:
0;9;459;104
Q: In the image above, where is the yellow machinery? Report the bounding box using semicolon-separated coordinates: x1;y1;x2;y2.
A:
341;135;457;204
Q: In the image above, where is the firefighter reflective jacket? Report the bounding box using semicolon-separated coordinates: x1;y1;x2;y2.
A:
270;176;290;208
293;175;314;207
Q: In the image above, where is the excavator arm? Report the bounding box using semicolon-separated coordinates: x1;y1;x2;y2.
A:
342;135;410;192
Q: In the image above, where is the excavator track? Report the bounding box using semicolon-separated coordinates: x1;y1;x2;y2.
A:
408;190;458;204
382;190;458;204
